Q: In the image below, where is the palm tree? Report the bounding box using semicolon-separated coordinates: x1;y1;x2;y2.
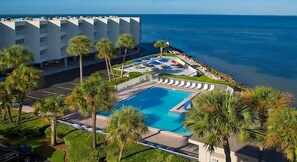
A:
153;40;168;56
116;34;137;77
0;45;33;71
6;64;43;124
0;82;13;123
96;38;117;81
65;72;116;149
105;106;148;161
184;90;255;162
264;108;297;162
34;94;65;146
66;35;93;83
241;86;292;162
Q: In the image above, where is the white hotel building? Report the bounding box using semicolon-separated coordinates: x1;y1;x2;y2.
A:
0;16;141;67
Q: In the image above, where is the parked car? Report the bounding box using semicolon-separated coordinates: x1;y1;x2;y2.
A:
0;142;33;162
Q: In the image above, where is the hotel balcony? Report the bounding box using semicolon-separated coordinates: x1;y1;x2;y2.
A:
40;53;48;61
40;41;48;50
61;28;66;35
15;30;26;39
61;39;67;47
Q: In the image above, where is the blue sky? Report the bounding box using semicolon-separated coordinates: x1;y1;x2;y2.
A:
1;0;297;15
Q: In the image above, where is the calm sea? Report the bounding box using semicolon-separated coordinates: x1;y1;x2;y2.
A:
2;14;297;103
140;14;297;103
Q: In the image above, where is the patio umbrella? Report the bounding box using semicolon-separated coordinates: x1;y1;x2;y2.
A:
141;57;150;61
133;59;141;63
159;58;168;62
149;61;161;65
149;55;157;58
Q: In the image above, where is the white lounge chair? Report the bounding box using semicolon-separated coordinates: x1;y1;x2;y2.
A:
201;84;209;91
195;83;202;89
168;79;175;85
173;80;180;86
189;82;197;89
158;78;163;84
178;80;185;87
208;84;215;91
184;81;191;88
162;79;169;84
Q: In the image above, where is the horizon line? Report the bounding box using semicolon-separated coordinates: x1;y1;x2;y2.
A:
0;13;297;17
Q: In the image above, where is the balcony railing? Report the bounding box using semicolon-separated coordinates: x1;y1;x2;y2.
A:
40;28;47;34
40;41;47;47
16;30;25;36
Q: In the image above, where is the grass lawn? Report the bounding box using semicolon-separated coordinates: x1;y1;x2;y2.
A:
0;110;65;162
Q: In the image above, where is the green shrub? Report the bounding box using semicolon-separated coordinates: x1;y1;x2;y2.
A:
46;124;191;162
112;68;122;75
110;77;130;86
0;110;49;138
129;72;143;79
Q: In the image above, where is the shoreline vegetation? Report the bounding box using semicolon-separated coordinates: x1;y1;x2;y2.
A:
166;46;244;90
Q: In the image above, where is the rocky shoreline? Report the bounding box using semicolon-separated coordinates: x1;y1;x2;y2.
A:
167;46;245;90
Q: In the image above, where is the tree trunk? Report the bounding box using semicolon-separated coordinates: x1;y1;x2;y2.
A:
160;47;163;56
258;121;265;162
6;107;13;123
118;145;124;161
105;55;111;81
51;117;57;146
79;54;83;83
16;103;23;124
2;109;7;122
92;111;97;149
222;137;232;162
107;57;114;79
120;48;128;78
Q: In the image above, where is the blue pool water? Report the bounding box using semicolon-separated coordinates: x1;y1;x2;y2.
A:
103;87;192;135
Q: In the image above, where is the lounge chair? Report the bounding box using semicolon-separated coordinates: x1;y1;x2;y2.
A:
178;80;185;87
195;83;202;89
173;80;180;86
158;78;163;84
208;84;215;91
168;79;175;85
201;84;209;91
184;81;191;88
162;79;169;84
189;82;197;89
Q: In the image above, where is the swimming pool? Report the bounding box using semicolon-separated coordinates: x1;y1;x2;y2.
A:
101;87;192;135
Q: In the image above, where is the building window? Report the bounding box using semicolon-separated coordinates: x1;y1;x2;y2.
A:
15;39;25;45
211;159;219;162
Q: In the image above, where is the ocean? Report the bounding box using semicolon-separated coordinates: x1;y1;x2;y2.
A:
2;14;297;103
140;14;297;103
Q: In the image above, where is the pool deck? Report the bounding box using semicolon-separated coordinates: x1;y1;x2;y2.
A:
22;80;200;158
63;112;198;157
